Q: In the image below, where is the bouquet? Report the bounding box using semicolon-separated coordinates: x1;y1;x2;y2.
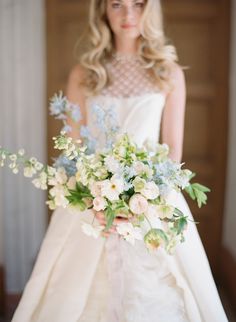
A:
0;92;210;254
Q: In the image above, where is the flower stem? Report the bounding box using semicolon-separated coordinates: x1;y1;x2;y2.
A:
143;214;153;229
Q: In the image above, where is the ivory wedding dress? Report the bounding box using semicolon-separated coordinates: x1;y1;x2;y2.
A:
12;56;228;322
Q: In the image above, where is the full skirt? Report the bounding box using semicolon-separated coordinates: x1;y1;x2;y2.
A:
12;190;228;322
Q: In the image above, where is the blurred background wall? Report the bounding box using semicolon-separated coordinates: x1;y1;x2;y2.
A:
0;0;47;296
222;0;236;302
0;0;235;320
224;0;236;258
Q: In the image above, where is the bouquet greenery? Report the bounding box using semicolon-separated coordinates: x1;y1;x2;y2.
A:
0;92;210;254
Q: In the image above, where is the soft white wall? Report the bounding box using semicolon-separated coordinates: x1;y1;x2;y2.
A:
0;0;47;292
223;1;236;259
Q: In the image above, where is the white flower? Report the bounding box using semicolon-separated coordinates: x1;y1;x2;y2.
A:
133;161;146;175
32;172;48;190
129;193;148;215
67;176;77;190
140;181;159;200
46;199;56;210
9;154;17;162
132;176;146;192
104;155;120;173
47;166;56;176
12;167;19;174
90;181;104;197
55;167;67;184
156;205;174;219
94;166;108;179
81;222;105;238
29;157;37;165
35;162;43;171
133;161;153;178
117;146;126;157
54;194;69;208
101;175;124;201
18;149;25;156
24;166;36;178
93;196;107;211
177;169;192;189
48;167;67;186
49;184;69;208
116;222;142;245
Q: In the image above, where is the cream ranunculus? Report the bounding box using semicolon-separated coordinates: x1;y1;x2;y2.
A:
133;161;146;175
90;181;104;197
129;193;148;215
93;196;107;211
140;181;159;200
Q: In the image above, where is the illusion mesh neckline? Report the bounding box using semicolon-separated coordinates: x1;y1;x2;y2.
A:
100;58;163;99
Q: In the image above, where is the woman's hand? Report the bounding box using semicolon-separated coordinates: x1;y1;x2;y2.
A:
95;211;129;238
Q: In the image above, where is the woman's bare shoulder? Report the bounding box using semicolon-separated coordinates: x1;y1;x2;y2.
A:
168;62;185;82
66;64;87;104
68;64;87;84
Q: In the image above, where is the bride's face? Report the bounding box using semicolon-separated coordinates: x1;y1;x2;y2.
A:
106;0;146;40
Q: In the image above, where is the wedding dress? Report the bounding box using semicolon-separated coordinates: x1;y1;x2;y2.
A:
12;56;228;322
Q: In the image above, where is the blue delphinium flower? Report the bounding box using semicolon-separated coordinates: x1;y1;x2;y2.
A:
69;103;82;122
80;125;97;154
91;103;120;148
53;154;77;177
49;91;67;117
61;124;72;133
92;104;106;130
50;92;82;134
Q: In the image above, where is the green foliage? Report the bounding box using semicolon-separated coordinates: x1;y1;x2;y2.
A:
185;182;211;208
104;207;116;231
66;182;92;210
174;216;188;235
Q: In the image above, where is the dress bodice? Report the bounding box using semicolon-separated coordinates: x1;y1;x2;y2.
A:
85;55;167;147
86;93;166;147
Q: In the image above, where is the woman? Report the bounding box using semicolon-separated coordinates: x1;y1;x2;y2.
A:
12;0;228;321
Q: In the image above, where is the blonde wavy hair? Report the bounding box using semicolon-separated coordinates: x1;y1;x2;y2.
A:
77;0;178;95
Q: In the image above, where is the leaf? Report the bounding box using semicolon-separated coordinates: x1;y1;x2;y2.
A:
184;182;210;208
104;207;116;231
66;195;86;210
174;207;185;217
174;217;188;235
112;200;129;216
68;185;91;198
192;183;211;193
184;185;196;200
195;189;208;208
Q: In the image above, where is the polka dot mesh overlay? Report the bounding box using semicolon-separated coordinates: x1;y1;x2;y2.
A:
101;56;162;98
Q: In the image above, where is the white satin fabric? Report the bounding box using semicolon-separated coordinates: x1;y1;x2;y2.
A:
12;94;228;322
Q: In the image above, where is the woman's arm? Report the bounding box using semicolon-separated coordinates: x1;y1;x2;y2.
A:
65;64;87;140
161;63;186;163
